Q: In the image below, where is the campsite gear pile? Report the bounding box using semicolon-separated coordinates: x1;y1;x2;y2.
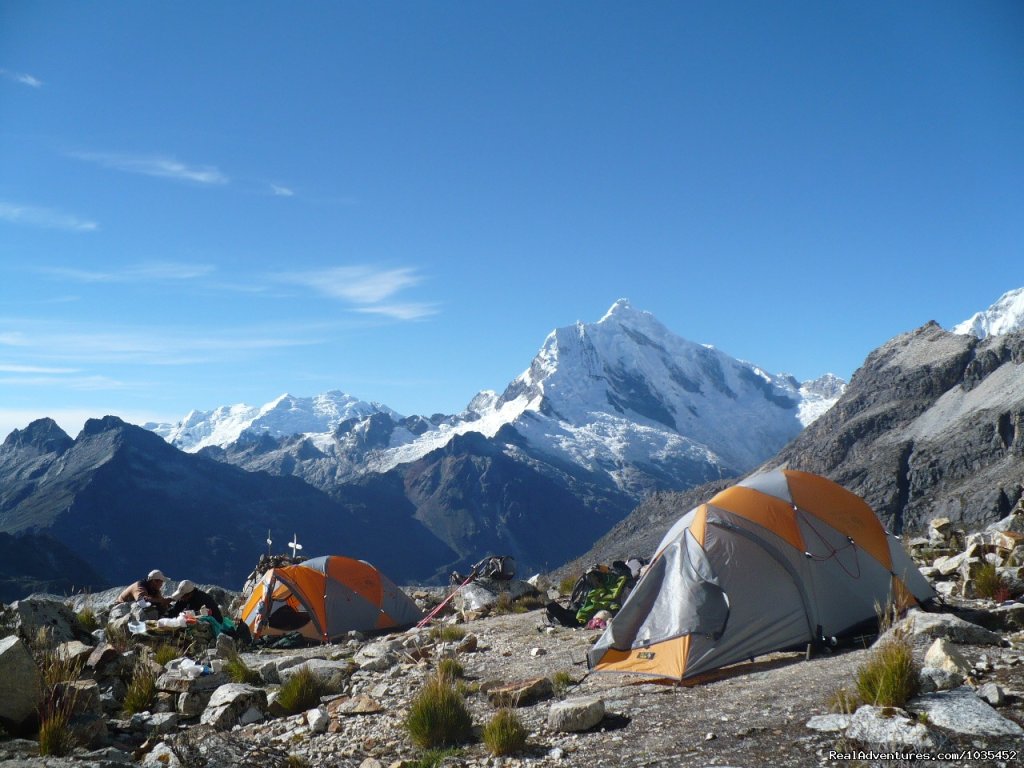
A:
417;555;520;627
546;559;645;628
589;469;936;681
240;555;422;643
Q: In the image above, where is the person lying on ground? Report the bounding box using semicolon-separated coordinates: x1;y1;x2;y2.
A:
116;569;172;613
166;579;224;622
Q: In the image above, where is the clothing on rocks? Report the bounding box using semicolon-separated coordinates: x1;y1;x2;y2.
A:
167;585;224;622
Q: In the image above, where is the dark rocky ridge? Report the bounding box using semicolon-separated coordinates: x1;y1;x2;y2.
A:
0;417;455;588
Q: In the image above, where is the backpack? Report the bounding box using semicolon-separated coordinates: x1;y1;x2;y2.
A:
476;555;516;581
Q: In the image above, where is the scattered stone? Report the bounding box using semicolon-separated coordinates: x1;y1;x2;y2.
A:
977;682;1005;706
328;694;385;716
306;706;330;733
918;666;964;693
547;696;606;732
923;637;972;677
488;676;554;707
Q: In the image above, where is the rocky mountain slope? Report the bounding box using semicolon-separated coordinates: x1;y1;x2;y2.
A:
569;288;1024;567
0;531;107;604
0;417;455;587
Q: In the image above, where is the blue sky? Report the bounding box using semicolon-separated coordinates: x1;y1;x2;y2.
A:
1;2;1022;439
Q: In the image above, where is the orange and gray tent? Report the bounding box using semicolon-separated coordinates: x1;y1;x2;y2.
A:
588;469;935;680
240;556;422;643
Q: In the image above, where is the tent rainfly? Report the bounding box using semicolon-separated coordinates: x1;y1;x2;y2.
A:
588;469;935;680
240;555;422;643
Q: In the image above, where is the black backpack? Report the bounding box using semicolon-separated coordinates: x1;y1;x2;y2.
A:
476;555;516;581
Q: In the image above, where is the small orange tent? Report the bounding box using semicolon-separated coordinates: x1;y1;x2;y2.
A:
240;556;422;643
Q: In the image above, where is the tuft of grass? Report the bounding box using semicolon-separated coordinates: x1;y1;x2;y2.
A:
122;660;157;716
436;658;464;680
37;709;76;756
551;670;575;697
429;625;466;643
76;606;99;635
404;671;473;749
974;562;1007;600
855;635;920;708
32;628;84;757
286;755;310;768
224;652;262;685
826;685;860;714
482;708;528;756
104;622;131;653
153;644;180;667
277;666;324;714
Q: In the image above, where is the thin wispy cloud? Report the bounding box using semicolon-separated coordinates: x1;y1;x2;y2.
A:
71;151;229;185
0;69;42;88
0;364;78;374
353;303;440;320
0;202;98;232
277;265;438;320
0;320;325;367
40;261;215;284
270;184;295;197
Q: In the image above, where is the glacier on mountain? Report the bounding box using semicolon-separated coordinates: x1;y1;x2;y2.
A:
147;301;845;497
953;287;1024;339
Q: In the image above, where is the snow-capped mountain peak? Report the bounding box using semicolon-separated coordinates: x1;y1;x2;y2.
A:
952;287;1024;339
147;301;845;500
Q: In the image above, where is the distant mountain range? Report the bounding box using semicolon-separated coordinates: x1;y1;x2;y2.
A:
149;300;842;492
6;288;1023;595
139;301;844;578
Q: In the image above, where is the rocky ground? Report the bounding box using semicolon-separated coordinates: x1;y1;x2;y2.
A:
2;511;1024;768
3;594;1023;768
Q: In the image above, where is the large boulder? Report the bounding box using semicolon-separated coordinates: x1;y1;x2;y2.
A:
3;597;88;646
0;635;42;731
455;578;537;613
880;610;1005;647
845;705;936;752
199;683;268;730
279;658;353;695
547;696;606;732
907;686;1024;738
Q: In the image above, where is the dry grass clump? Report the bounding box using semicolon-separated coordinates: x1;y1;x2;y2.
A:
122;659;157;716
435;657;464;680
404;670;473;749
551;669;576;697
76;606;99;635
855;636;920;707
429;624;466;643
482;708;528;756
973;561;1007;600
32;628;84;756
277;666;324;714
224;652;262;685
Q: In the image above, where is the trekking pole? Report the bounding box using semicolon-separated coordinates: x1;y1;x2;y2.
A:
416;569;477;628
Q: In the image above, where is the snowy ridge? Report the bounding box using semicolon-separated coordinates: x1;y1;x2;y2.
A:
952;287;1024;339
146;391;399;452
148;301;846;494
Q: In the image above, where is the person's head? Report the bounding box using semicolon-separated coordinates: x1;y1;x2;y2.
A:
147;569;167;590
169;579;196;601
